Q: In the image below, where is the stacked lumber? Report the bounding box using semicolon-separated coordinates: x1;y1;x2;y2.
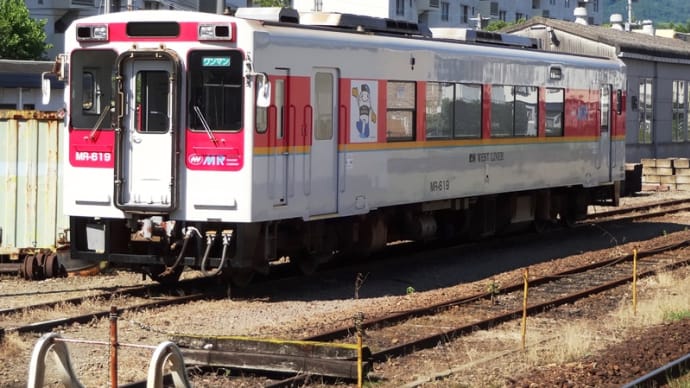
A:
641;158;690;191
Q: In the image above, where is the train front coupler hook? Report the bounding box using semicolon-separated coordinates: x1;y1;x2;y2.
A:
161;226;200;276
200;230;233;277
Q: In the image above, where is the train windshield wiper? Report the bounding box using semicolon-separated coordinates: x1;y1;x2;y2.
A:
193;105;218;144
87;104;111;140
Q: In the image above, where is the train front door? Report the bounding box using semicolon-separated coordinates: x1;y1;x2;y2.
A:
598;85;613;181
308;68;339;216
115;54;178;211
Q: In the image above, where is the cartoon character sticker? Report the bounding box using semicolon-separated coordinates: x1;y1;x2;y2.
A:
350;81;377;143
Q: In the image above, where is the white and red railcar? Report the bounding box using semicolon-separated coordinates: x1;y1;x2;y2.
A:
53;8;626;284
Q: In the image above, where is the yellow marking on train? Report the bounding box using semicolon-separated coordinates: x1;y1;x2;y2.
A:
253;136;624;154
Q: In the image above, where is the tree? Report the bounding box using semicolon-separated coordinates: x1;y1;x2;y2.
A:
252;0;290;6
486;18;526;32
0;0;51;60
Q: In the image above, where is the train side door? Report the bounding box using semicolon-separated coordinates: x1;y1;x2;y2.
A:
115;55;177;211
270;69;289;206
308;68;339;216
599;85;612;181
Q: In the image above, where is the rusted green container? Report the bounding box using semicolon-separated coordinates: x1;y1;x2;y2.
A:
0;110;68;262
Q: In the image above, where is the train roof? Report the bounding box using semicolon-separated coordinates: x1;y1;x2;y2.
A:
63;9;621;71
68;8;540;50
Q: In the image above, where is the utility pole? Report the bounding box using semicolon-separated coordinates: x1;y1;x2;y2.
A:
626;0;634;31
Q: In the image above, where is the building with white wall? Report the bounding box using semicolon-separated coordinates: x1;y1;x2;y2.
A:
291;0;603;29
28;0;602;59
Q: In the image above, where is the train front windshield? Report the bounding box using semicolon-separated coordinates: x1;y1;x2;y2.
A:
70;50;117;130
188;50;244;132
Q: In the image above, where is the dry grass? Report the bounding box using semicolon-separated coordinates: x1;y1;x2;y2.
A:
0;332;29;362
520;269;690;369
614;268;690;328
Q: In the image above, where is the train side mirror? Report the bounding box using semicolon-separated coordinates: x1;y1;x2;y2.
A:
256;73;271;108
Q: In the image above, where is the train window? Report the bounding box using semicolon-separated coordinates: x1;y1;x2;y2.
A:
425;82;482;140
514;86;538;137
490;85;514;137
545;88;564;137
387;81;416;141
255;79;283;135
600;86;610;134
69;49;116;130
275;79;285;139
256;99;267;134
134;71;169;133
188;50;243;132
425;82;453;139
454;84;482;138
82;72;95;110
314;72;334;140
491;85;537;137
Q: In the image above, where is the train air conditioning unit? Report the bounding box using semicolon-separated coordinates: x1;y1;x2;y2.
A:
418;0;440;11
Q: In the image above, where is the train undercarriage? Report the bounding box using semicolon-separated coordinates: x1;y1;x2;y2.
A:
68;184;618;286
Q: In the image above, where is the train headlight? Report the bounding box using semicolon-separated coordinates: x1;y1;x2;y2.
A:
198;23;234;41
76;24;109;42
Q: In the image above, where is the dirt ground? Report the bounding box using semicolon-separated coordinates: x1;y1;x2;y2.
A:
2;191;690;387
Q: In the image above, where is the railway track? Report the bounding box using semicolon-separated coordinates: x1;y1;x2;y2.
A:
160;238;690;386
586;196;690;221
622;351;690;388
0;278;228;335
4;196;690;386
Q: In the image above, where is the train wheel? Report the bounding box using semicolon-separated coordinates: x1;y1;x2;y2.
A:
19;256;27;279
36;253;47;280
21;255;38;280
230;269;255;287
43;253;61;278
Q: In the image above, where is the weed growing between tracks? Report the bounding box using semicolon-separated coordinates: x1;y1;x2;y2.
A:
510;269;690;382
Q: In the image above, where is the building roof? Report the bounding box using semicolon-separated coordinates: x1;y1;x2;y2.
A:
0;59;63;89
502;17;690;62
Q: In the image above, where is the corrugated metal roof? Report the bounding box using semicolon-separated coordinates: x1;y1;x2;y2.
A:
0;73;63;89
0;59;64;89
502;17;690;61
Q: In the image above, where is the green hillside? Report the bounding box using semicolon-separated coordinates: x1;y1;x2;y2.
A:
605;0;690;24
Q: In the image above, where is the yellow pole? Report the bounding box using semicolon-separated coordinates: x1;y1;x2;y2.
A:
355;312;363;388
521;268;529;351
632;248;638;315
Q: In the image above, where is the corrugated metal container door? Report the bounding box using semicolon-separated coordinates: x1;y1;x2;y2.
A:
0;113;67;259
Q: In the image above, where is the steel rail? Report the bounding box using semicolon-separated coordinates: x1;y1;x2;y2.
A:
3;293;206;334
363;245;690;363
304;239;690;343
586;197;690;221
0;276;224;317
181;240;690;387
621;352;690;388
